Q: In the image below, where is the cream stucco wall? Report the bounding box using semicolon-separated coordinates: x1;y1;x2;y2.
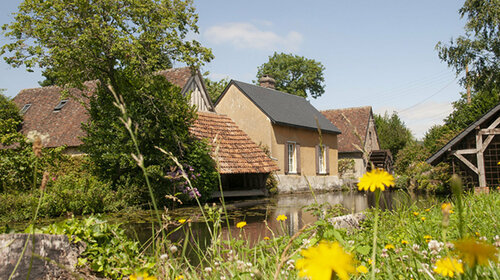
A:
216;84;339;177
215;84;274;151
272;125;338;176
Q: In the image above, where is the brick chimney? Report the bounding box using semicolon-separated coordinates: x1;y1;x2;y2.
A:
259;75;276;89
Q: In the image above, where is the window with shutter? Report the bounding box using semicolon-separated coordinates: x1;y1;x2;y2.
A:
286;142;297;174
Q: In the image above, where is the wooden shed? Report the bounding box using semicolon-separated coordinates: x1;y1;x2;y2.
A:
427;103;500;188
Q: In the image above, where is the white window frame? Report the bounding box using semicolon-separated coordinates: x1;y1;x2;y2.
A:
318;145;327;174
287;142;297;174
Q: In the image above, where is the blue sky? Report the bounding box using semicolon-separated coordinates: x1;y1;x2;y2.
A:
0;0;466;139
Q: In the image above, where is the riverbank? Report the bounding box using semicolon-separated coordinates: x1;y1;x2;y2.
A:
3;190;499;279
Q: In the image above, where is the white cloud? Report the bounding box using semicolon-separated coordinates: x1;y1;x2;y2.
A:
374;101;453;140
204;22;303;52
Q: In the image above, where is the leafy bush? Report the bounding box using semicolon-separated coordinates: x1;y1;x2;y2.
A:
0;118;66;193
0;172;128;223
38;216;154;279
399;161;452;193
41;173;126;216
394;141;430;175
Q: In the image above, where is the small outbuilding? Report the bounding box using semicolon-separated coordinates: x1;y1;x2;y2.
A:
321;106;390;178
427;103;500;188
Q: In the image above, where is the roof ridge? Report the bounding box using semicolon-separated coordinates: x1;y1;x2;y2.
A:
232;80;307;100
321;106;372;112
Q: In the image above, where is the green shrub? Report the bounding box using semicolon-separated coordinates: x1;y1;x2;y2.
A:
38;216;154;279
0;172;129;223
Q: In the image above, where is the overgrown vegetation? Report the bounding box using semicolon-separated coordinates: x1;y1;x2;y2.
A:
16;188;499;279
82;74;218;207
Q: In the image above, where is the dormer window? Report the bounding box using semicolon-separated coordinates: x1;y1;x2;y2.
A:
21;103;31;114
53;100;68;112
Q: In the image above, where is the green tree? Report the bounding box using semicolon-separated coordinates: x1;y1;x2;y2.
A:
436;0;500;92
256;52;326;98
203;75;229;103
82;74;217;206
444;88;499;131
1;0;217;205
1;0;213;89
423;124;459;155
374;112;414;160
0;92;22;125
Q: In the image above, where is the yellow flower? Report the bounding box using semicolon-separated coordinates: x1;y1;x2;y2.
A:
368;258;373;265
475;231;480;237
178;219;186;224
454;238;498;267
356;265;368;274
130;272;157;280
357;169;395;192
401;240;409;245
385;244;395;250
425;208;431;212
424;235;432;239
433;257;464;277
421;217;426;221
264;236;270;240
276;214;288;221
296;241;356;280
174;276;184;280
441;203;452;215
449;210;454;214
413;212;419;216
236;221;247;229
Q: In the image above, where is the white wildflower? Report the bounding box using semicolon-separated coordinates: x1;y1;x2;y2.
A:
381;248;389;258
159;254;168;260
169;245;178;254
412;244;420;252
204;267;212;273
428;240;443;254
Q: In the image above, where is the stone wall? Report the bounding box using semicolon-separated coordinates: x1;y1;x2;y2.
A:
276;174;342;193
0;234;84;280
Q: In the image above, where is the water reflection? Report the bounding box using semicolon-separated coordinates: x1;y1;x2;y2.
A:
122;190;441;246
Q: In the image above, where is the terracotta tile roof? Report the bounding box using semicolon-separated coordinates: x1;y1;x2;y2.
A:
12;68;195;148
321;106;373;153
156;67;192;89
12;82;96;148
190;112;279;174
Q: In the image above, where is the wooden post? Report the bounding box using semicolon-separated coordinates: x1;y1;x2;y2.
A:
476;128;486;187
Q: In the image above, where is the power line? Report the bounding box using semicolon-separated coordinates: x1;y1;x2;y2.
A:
398;78;456;113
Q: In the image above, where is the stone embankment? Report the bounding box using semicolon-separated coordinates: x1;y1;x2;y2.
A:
0;234;84;280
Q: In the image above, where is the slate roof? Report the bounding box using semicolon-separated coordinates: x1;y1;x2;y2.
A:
321;106;373;153
427;102;500;165
13;82;95;148
217;80;341;134
190;112;279;174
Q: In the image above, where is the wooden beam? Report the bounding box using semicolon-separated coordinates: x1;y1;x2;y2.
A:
452;152;479;174
487;115;500;130
480;135;495;153
479;128;500;135
455;148;477;155
476;132;486;187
